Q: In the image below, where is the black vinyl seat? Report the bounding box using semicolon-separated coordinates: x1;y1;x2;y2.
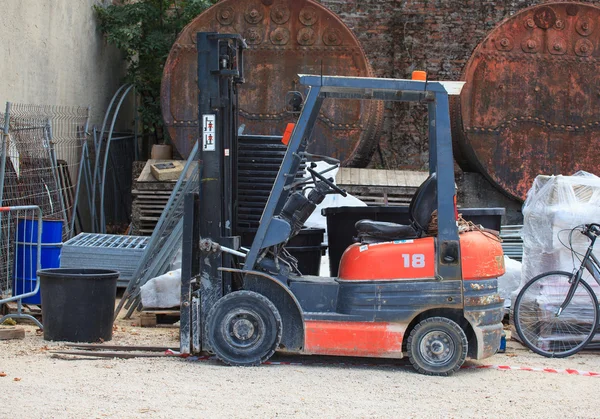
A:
355;173;437;243
354;220;418;242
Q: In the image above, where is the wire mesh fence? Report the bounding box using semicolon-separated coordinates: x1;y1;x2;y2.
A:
0;103;90;240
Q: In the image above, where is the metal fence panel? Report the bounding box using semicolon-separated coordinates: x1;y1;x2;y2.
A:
0;205;43;328
116;141;200;318
1;103;90;240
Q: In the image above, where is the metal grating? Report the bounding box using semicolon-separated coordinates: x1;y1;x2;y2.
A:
501;225;523;262
64;233;148;250
61;233;149;287
237;134;306;244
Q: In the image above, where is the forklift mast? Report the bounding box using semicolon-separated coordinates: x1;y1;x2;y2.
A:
180;33;246;354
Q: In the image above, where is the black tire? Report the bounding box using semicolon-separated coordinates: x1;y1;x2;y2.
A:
513;271;599;358
206;290;282;366
407;317;467;376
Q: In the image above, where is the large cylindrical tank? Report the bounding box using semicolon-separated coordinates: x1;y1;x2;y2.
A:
453;2;600;201
161;0;383;166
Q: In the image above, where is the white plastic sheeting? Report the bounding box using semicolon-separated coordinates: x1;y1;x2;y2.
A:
304;161;366;232
140;269;181;309
521;171;600;287
498;256;521;309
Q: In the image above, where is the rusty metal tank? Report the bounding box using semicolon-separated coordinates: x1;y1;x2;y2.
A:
453;2;600;201
161;0;383;166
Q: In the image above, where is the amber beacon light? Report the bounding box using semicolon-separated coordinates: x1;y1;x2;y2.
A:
412;70;427;81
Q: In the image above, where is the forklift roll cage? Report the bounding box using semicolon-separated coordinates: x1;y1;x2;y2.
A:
244;75;465;281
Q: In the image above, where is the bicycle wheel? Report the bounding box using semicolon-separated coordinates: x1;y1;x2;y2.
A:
514;271;599;358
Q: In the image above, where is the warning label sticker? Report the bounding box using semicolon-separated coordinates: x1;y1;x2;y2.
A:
202;114;216;151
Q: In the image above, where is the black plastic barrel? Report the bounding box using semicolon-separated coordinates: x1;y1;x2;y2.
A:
287;245;327;275
38;268;119;342
287;228;326;275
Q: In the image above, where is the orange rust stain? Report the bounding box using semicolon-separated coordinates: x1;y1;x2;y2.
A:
338;237;435;280
304;321;405;358
460;231;505;280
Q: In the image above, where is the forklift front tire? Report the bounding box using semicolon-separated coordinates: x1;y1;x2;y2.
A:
206;291;282;366
407;317;468;376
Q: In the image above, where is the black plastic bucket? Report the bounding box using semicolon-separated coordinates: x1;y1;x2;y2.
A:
287;228;326;275
287;245;327;275
38;268;119;342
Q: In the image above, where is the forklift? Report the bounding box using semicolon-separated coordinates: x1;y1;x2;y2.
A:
180;33;505;376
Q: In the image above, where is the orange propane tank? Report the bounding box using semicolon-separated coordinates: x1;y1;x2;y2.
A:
337;232;505;281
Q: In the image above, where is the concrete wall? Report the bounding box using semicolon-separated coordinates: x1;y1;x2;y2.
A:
0;0;126;125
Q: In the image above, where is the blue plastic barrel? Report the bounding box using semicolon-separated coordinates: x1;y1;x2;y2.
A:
13;219;62;305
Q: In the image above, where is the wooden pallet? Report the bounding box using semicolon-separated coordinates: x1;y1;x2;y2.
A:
341;185;415;206
131;188;175;235
336;168;429;207
130;159;185;236
139;309;180;327
1;301;42;320
0;327;25;340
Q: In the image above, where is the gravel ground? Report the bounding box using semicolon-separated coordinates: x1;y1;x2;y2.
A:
1;316;599;419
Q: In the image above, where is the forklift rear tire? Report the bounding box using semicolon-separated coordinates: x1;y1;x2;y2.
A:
407;317;467;376
206;291;282;366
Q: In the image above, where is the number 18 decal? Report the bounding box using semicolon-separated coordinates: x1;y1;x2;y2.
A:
401;254;425;268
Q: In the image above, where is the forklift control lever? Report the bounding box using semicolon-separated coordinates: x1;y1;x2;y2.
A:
280;181;331;239
200;238;219;253
306;166;347;197
199;238;246;258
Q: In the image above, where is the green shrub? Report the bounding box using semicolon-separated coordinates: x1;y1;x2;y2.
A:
94;0;216;145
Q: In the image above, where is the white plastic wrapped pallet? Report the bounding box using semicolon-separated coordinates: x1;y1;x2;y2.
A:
513;171;600;343
520;171;600;284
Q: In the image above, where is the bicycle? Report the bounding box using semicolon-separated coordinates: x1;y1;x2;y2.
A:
513;223;600;358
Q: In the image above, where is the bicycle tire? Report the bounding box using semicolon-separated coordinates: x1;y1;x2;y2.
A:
514;270;599;358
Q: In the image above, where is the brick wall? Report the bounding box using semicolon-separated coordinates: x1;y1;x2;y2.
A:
318;0;599;171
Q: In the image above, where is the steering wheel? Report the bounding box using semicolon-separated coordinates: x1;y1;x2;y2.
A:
306;166;347;197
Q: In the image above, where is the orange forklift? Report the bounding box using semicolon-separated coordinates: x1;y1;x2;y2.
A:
180;33;504;376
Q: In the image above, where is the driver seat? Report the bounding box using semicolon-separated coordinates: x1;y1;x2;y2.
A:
355;173;437;243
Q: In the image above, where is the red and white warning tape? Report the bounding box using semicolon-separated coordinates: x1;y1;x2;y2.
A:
164;349;600;377
461;364;600;377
